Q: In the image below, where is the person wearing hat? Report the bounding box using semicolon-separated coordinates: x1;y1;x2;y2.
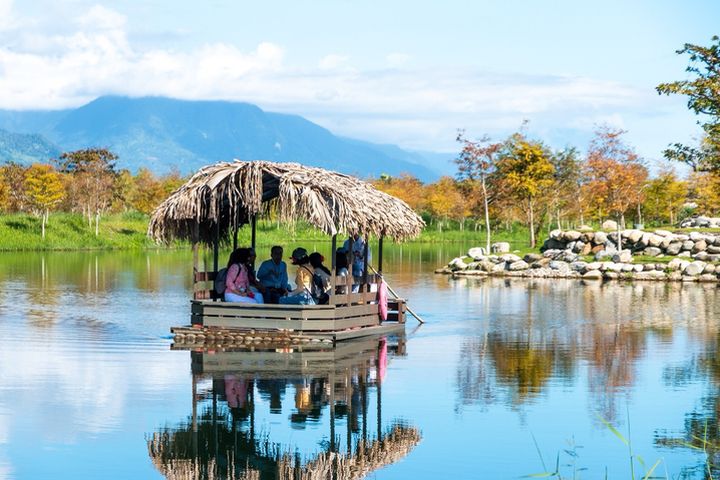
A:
279;247;316;305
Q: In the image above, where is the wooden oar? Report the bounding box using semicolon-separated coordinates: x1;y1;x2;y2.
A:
369;264;425;324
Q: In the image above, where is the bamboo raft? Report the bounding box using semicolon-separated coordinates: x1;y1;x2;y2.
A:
149;160;422;341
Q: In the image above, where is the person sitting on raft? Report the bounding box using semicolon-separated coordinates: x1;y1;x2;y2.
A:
246;247;265;304
335;247;349;294
309;252;332;304
256;245;290;304
279;247;315;305
225;248;263;304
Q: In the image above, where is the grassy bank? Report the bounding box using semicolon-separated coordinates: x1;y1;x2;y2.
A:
0;212;535;251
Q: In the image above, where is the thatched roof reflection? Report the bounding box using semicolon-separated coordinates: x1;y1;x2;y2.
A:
148;160;424;244
148;422;420;480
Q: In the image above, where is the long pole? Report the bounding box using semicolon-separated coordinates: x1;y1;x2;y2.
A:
368;264;425;324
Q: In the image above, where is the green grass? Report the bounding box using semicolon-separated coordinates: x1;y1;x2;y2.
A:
0;213;538;251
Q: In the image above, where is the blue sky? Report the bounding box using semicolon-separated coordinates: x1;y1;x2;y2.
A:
0;0;718;165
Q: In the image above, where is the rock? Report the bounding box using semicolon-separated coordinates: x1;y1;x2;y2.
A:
582;270;603;279
694;251;709;261
676;234;690;242
449;257;468;271
580;242;593;255
604;271;619;279
585;262;601;271
532;257;552;268
524;253;543;263
692;240;708;253
683;261;706;276
549;229;563;240
643;247;662;257
647;234;664;248
708;254;720;262
607;262;623;272
678;251;692;258
593;231;608;245
602;220;618;231
570;261;588;272
668;271;683;281
542;249;562;258
542;238;566;251
549;260;570;271
621;263;635;272
707;245;720;254
682;240;695;251
635;270;667;281
591;244;605;254
655;229;672;237
500;253;522;263
704;263;717;274
628;230;643;243
595;250;613;261
612;250;633;263
699;274;718;282
491;262;507;273
478;260;496;272
689;231;706;242
666;242;683;255
467;247;487;259
555;251;579;263
668;258;690;271
633;264;644;273
643;263;656;271
491;242;511;253
508;260;530;271
566;241;577;252
572;241;585;253
563;230;582;242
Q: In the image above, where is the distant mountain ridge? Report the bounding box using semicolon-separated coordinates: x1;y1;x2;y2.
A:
0;96;449;181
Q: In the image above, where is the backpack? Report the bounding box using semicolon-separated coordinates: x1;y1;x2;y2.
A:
312;272;331;305
214;267;228;295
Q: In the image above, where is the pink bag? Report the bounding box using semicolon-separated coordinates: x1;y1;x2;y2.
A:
378;279;388;321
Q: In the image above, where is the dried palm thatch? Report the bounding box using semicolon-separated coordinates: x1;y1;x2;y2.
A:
148;160;424;245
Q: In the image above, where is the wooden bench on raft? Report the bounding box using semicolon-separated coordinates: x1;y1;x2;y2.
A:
191;270;406;330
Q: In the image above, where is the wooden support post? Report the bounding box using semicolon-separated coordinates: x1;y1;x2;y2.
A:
251;215;257;250
330;234;337;304
378;236;384;273
192;222;199;300
362;234;369;293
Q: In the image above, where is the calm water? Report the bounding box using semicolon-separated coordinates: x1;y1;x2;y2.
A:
1;244;719;479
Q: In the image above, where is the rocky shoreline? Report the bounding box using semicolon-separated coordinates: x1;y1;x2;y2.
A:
436;227;720;283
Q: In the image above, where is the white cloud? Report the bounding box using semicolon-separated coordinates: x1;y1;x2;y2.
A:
0;4;697;156
0;0;14;30
318;53;349;70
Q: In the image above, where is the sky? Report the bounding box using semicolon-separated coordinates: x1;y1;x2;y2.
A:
0;0;718;165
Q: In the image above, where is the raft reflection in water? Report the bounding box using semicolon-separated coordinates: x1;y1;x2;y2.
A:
147;335;420;479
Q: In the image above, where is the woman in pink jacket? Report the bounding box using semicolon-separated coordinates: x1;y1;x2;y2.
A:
225;248;262;303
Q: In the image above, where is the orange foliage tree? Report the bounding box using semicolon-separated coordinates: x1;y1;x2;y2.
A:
24;164;65;238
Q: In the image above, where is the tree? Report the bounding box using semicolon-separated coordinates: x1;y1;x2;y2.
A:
495;134;555;248
0;162;29;212
583;127;648;248
455;131;502;251
688;171;720;216
0;169;8;212
372;173;428;213
657;36;720;171
549;147;583;229
24;164;65;238
426;176;466;231
58;148;118;236
642;168;688;225
130;168;165;214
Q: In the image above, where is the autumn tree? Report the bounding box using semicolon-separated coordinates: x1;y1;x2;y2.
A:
24;164;65;238
58;148;118;236
0;169;8;212
642;168;688;225
426;176;467;231
688;171;720;216
657;36;720;171
495;134;554;248
584;127;648;248
549;147;583;229
372;173;428;213
455;131;502;251
0;162;29;211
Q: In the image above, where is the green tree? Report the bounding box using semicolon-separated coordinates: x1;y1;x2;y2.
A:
495;134;554;248
24;164;65;239
657;36;720;171
455;131;502;251
58;148;118;236
549;147;583;229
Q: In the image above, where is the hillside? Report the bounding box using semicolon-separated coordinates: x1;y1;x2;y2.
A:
0;96;443;180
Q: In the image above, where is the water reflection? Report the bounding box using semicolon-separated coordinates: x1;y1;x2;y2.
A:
149;335;420;479
454;277;720;422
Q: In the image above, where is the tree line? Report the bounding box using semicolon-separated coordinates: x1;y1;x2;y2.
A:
0;148;184;238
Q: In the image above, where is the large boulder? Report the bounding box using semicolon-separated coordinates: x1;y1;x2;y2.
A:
508;260;530;271
491;262;507;273
681;240;695;252
582;270;603;280
467;247;487;259
612;250;633;263
647;234;664;248
667;258;690;271
500;253;522;263
683;261;706;276
627;230;643;243
563;230;582;242
692;240;708;253
491;242;511;253
449;257;468;271
602;220;618;231
524;253;543;263
666;242;683;255
643;247;662;257
593;231;608;245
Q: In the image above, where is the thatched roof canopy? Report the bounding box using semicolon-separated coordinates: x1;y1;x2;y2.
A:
148;160;424;244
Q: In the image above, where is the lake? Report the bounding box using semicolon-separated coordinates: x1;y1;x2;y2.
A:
0;245;718;479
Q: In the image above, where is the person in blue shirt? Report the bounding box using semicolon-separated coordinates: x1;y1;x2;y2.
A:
256;245;290;304
343;234;371;283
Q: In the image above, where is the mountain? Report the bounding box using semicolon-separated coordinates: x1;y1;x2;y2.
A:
0;129;61;164
0;96;442;181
